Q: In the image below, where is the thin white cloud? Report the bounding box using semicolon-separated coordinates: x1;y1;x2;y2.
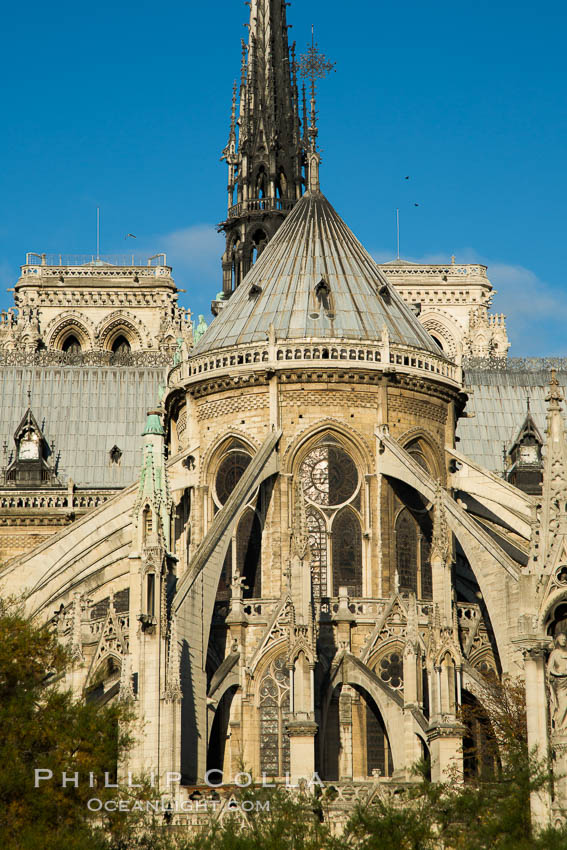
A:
160;225;223;280
137;223;224;317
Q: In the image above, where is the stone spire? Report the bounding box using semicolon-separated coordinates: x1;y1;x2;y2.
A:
219;0;303;301
133;408;172;551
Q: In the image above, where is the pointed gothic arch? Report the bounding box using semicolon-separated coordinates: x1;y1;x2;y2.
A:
256;652;291;778
46;312;94;351
331;507;362;596
236;507;262;598
207;685;238;775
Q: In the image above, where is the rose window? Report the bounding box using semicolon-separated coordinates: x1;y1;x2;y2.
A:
300;444;358;507
215;451;251;505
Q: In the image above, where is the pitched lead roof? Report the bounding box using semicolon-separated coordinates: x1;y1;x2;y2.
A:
0;366;165;487
193;190;443;356
457;364;567;473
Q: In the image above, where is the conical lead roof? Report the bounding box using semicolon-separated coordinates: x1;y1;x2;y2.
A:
193;190;444;357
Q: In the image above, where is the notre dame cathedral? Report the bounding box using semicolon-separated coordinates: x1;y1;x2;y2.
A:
2;0;567;830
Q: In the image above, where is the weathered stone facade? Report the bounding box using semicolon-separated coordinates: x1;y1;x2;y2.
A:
380;259;510;360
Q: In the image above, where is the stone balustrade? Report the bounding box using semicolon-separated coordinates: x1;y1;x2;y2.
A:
227;197;296;218
169;338;461;389
0;490;116;509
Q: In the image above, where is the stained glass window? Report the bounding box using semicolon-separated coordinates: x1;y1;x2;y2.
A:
298;438;362;598
259;654;290;777
215;451;252;505
216;546;232;601
307;508;327;599
396;509;418;593
331;509;362;596
366;700;393;777
420;536;432;599
300;444;358;507
395;505;433;600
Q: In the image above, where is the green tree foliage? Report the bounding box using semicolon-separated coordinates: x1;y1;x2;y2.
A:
3;597;567;850
0;597;135;850
341;675;567;850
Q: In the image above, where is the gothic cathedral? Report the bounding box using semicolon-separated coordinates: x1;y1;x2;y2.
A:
1;0;567;831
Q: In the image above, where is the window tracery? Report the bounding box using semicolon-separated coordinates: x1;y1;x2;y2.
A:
300;442;358;507
377;649;404;690
298;436;363;598
259;654;290;777
306;508;327;598
215;450;252;505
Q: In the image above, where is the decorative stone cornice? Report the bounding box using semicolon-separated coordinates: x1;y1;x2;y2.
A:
285;719;318;737
183;366;461;406
425;721;466;740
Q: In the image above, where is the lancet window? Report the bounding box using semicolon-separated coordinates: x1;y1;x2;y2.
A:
394;506;432;599
236;508;262;598
392;440;435;599
366;700;393;777
259;654;290;778
62;334;81;353
213;443;253;600
298;436;363;598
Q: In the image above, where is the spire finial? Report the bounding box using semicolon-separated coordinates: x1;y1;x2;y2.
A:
298;25;335;193
546;368;563;411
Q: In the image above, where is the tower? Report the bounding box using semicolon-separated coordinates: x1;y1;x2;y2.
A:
218;0;304;304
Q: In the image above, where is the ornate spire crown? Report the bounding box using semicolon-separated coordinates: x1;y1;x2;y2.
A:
297;26;335;194
217;6;335;305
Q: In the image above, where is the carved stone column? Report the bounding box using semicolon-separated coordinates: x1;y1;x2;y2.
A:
286;718;318;783
426;720;465;782
513;638;552;828
339;686;354;780
403;644;423;778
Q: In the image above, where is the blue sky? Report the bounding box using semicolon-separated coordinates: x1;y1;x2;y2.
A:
1;0;566;355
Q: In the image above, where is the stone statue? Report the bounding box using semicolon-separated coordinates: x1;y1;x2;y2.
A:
548;633;567;733
193;315;208;345
172;338;183;366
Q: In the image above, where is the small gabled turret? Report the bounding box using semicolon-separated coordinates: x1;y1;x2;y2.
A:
133;408;172;554
4;403;60;487
506;397;544;495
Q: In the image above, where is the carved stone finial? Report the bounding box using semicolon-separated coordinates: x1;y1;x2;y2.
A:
430;480;451;565
164;614;182;702
291;481;310;561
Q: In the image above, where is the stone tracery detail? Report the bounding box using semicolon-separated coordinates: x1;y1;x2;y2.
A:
298;436;363;598
259;654;291;778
